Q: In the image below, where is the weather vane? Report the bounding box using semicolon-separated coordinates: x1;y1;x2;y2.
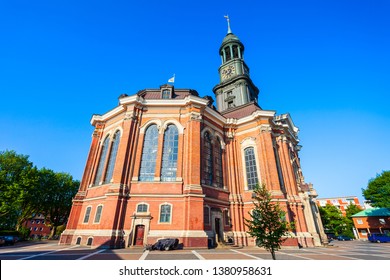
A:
224;15;232;34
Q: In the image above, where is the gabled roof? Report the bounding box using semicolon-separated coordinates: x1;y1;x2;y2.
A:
352;208;390;217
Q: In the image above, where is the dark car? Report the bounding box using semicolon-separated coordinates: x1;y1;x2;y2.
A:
336;235;353;241
151;238;179;251
368;233;390;243
1;236;16;245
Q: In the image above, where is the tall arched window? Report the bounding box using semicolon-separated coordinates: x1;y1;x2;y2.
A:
83;206;92;223
94;205;103;224
244;147;259;190
104;130;121;184
203;132;213;186
161;125;179;181
139;124;159;181
214;138;224;188
94;136;110;185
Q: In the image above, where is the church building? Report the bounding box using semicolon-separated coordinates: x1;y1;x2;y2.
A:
60;20;327;249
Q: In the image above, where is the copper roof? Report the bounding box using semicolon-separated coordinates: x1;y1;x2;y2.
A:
222;102;262;119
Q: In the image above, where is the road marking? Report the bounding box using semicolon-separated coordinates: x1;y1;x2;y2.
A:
139;250;149;260
0;244;59;254
191;250;205;260
277;251;313;260
18;245;80;260
230;249;264;259
77;249;106;260
301;249;360;260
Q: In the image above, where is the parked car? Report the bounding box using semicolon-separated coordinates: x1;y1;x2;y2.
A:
147;238;179;251
1;236;16;245
368;233;390;243
336;235;353;241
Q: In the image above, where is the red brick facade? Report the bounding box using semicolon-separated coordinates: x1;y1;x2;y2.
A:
60;29;326;249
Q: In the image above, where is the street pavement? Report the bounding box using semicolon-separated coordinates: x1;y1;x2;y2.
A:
1;239;390;260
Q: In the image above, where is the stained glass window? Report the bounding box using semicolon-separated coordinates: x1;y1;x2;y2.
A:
161;125;179;181
94;136;110;185
214;138;224;188
203;132;213;186
94;205;103;223
244;147;259;190
104;130;121;184
139;125;159;181
83;206;92;223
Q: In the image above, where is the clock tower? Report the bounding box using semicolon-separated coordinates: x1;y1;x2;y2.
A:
213;17;260;112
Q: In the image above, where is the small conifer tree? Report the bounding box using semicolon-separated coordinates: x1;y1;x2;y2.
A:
245;184;290;260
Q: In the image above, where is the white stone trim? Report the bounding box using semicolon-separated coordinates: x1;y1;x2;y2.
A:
147;230;208;238
139;119;162;134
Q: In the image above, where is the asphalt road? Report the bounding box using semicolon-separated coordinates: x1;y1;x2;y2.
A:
1;239;390;260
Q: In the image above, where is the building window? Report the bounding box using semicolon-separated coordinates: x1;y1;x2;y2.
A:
244;147;259;190
227;100;235;108
232;45;239;58
357;219;363;225
137;203;148;213
273;139;285;191
83;206;92;223
361;230;367;236
204;207;210;225
104;130;121;184
224;209;230;226
214;138;224;188
159;204;171;223
203;132;213;186
94;136;110;185
161;125;179;181
94;205;103;224
162;89;171;99
139;124;159;181
224;47;231;61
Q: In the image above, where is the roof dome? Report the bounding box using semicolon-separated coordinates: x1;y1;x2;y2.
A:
222;32;241;44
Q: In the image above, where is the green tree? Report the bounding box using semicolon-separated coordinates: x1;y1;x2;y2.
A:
344;203;362;237
37;169;79;238
0;150;79;237
319;204;344;235
0;150;39;230
244;184;290;260
319;204;357;238
362;171;390;208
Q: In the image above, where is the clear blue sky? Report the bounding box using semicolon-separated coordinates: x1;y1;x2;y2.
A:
1;0;389;204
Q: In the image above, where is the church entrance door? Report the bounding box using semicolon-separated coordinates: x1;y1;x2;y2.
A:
134;225;145;246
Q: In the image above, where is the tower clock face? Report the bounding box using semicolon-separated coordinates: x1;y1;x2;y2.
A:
221;65;236;80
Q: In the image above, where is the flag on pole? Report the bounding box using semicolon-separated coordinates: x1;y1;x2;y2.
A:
168;74;175;83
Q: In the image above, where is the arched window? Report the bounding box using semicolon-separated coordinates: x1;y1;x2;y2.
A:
159;204;172;223
224;46;231;61
244;147;259;190
203;132;213;186
161;125;179;181
94;205;103;223
139;124;159;181
214;138;223;188
83;206;92;223
104;130;121;184
136;203;148;213
94;136;110;185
